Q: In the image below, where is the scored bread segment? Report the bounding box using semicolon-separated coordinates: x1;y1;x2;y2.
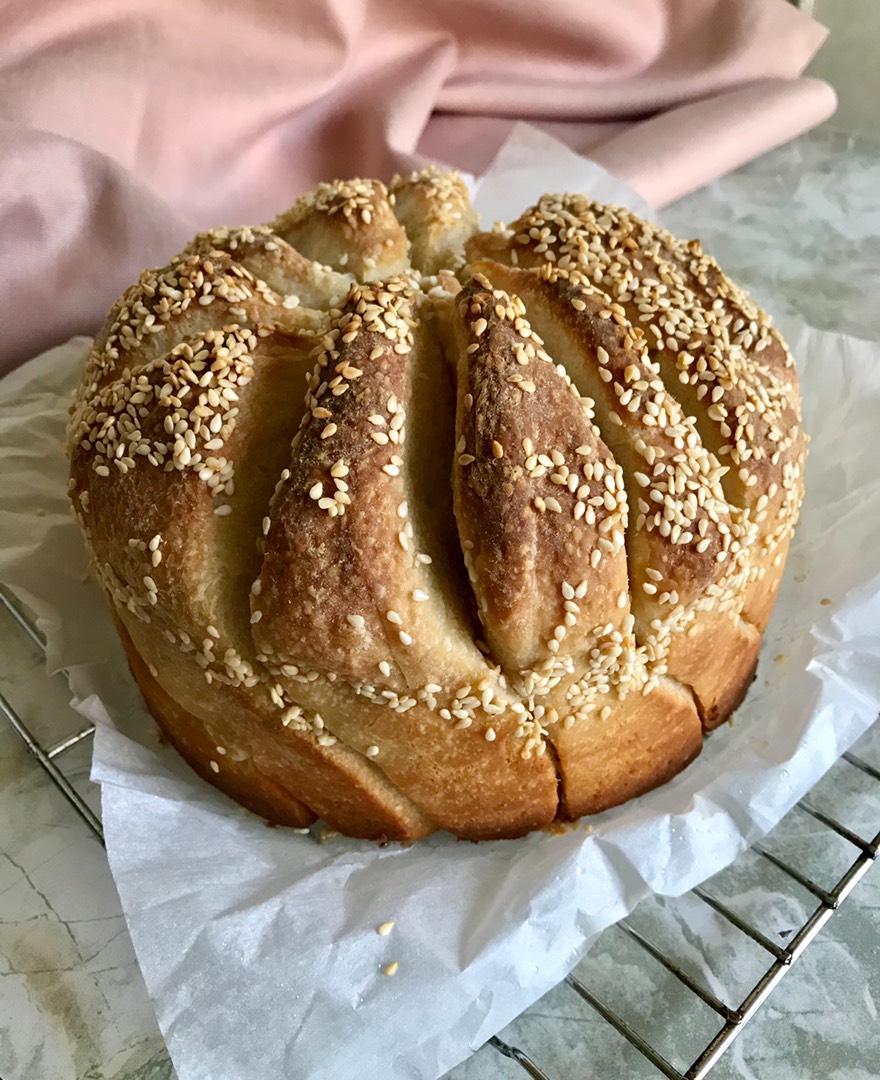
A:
467;196;806;633
449;275;702;816
390;166;479;276
273;178;411;282
68;323;429;837
472;260;762;729
182;225;355;311
252;278;559;839
72;251;324;423
67;169;804;840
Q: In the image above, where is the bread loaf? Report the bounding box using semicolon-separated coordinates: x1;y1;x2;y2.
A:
66;169;806;840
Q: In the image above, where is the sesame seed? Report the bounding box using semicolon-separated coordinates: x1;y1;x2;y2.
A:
321;423;337;439
412;589;429;602
250;610;263;623
209;760;219;773
377;920;395;936
383;962;399;977
484;727;496;742
367;745;381;758
399;631;413;646
492;440;504;458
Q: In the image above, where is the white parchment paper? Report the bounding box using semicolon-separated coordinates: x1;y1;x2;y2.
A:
2;126;880;1080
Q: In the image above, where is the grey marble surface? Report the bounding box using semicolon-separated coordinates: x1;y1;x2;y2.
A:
2;123;880;1080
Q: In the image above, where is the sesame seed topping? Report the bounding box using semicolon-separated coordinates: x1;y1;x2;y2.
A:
377;920;395;936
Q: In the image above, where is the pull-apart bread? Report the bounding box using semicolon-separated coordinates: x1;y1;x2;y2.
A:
67;169;806;840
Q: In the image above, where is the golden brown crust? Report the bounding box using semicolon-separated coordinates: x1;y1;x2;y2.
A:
390;167;479;276
118;617;316;829
66;173;804;841
273;179;410;281
115;610;431;840
182;225;355;311
553;675;702;817
451;276;629;671
467;196;807;633
468;260;762;727
253;280;559;839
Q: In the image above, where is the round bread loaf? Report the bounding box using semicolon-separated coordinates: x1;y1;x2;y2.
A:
66;168;806;841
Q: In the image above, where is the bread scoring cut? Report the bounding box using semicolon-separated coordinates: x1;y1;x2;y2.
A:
67;169;806;840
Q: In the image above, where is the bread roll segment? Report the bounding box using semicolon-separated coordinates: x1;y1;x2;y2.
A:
67;168;805;840
390;166;479;275
470;260;762;730
466;194;807;633
449;275;702;816
252;278;559;840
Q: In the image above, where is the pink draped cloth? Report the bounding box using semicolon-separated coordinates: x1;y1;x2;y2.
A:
0;0;835;373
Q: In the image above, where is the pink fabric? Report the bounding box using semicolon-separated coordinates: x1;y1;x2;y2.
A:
0;0;835;373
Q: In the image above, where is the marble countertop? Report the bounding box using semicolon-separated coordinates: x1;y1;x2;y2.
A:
2;124;879;1080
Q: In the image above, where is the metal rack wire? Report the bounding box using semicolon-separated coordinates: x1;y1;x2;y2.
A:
1;582;878;1080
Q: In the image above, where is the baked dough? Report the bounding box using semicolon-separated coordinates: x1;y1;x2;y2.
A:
67;170;806;840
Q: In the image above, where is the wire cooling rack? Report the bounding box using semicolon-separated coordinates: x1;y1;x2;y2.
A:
2;583;878;1080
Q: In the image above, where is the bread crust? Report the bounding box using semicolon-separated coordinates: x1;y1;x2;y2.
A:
66;173;805;841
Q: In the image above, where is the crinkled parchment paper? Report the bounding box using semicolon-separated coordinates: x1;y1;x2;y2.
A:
1;125;879;1080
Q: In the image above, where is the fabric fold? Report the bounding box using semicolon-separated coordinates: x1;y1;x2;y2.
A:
0;0;834;373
